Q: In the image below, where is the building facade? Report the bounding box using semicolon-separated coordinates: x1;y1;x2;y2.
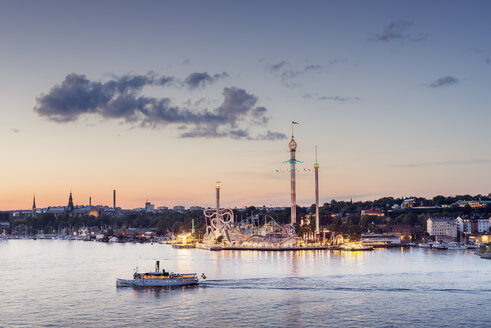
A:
427;217;457;238
456;215;490;234
361;207;385;218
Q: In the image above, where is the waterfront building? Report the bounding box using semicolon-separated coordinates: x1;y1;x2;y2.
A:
469;234;491;244
456;215;490;234
361;233;401;246
427;217;457;238
0;212;10;232
387;224;425;243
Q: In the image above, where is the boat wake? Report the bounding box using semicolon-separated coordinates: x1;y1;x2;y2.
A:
200;276;491;294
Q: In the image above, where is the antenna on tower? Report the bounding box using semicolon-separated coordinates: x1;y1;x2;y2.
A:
292;121;299;138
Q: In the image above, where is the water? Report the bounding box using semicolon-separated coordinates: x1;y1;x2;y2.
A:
0;240;490;327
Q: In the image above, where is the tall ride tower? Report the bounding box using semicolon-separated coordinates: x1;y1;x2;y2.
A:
215;181;221;238
314;146;320;234
285;122;300;225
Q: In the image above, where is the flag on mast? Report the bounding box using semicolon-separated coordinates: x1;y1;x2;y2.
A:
291;121;299;138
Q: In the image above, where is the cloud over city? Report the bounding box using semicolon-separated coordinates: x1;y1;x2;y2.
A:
303;93;360;103
265;61;323;88
184;72;229;89
372;21;427;42
34;73;285;140
429;76;459;88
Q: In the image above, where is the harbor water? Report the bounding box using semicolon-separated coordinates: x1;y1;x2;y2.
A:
1;240;490;327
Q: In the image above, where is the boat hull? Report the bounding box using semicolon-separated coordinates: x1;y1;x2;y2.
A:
341;246;373;251
116;277;198;287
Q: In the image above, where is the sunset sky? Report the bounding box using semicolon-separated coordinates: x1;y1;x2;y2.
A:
1;0;491;210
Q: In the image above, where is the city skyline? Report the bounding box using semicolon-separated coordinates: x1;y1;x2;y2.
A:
2;0;491;210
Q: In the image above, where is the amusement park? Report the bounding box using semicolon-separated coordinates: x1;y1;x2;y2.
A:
167;122;368;252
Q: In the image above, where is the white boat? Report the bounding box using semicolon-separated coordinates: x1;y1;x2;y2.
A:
416;242;432;248
116;261;202;287
432;241;448;250
446;242;468;250
340;243;373;251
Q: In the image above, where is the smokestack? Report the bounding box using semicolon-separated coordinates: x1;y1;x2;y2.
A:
89;197;92;207
113;190;116;208
155;260;160;272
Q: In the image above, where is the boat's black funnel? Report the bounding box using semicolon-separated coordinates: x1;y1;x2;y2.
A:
155;261;160;272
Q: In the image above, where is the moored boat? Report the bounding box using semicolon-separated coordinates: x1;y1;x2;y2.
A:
340;243;373;251
432;241;448;250
116;261;202;287
445;242;468;250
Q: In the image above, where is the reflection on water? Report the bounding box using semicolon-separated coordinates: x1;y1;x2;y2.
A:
124;284;200;299
0;240;490;327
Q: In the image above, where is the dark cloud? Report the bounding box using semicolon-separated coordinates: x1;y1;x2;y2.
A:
372;21;426;42
11;128;20;133
429;76;459;88
184;72;229;89
266;61;322;88
328;58;348;65
267;61;287;72
318;96;360;102
281;70;303;88
302;93;316;99
304;65;322;71
281;66;322;88
303;93;359;102
34;73;284;141
256;130;287;141
487;57;490;65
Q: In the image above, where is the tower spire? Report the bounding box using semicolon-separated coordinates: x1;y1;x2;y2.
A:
32;194;37;217
286;122;300;225
67;190;74;212
314;146;320;235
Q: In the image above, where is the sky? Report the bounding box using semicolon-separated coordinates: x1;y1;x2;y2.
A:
1;0;491;210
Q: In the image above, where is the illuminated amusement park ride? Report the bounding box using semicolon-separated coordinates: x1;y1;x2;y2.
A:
198;123;307;249
201;182;297;248
197;122;355;250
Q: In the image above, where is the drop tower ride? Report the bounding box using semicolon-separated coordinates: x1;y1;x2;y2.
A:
286;122;300;225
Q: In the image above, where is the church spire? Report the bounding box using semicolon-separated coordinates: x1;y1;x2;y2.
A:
32;195;37;217
67;191;74;212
